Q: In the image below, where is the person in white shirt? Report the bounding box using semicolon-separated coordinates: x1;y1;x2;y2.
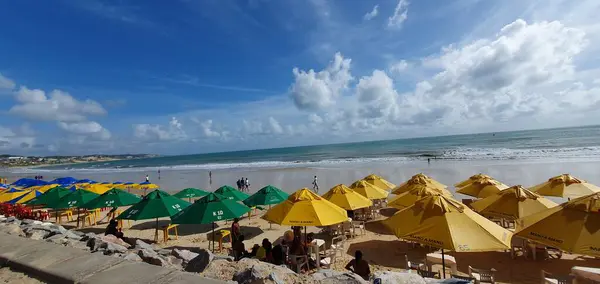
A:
245;178;250;191
145;175;149;182
312;176;319;193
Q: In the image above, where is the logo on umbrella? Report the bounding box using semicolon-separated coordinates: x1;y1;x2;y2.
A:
172;204;182;211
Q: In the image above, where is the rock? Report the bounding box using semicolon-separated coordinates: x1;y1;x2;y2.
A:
373;271;426;284
80;232;96;242
185;249;214;273
138;248;168;266
313;269;367;284
63;230;83;240
135;239;154;250
233;258;297;284
0;223;25;236
123;252;143;262
27;229;50;240
48;224;67;234
21;219;36;225
157;249;172;256
172;248;199;265
64;240;90;251
6;216;18;223
86;237;101;250
201;259;241;282
99;242;128;255
101;234;131;248
166;255;184;269
70;230;85;237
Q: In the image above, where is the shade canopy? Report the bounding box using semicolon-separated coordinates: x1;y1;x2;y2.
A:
530;174;600;198
322;184;373;210
456;177;509;198
173;193;251;224
362;174;395;190
470;185;557;220
12;178;48;188
383;195;512;252
262;188;348;226
136;181;159;190
51;189;100;209
388;185;449;210
25;186;73;206
515;192;600;256
454;174;493;188
349;180;389;200
81;184;112;195
215;185;250;201
76;179;96;184
0;190;29;204
117;190;190;220
14;190;44;204
392;173;447;195
243;185;288;207
49;177;78;186
173;188;210;199
82;188;141;209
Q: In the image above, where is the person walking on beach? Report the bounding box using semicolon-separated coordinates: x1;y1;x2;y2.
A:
312;175;319;193
236;179;241;191
209;171;212;186
245;178;250;191
145;174;149;182
158;169;161;180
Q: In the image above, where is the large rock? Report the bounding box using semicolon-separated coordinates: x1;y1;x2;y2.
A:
373;271;426;284
166;255;184;269
0;223;25;236
21;219;36;225
135;239;154;250
64;239;90;251
233;258;298;284
123;252;143;262
172;248;199;265
80;232;97;242
201;259;242;282
101;234;131;248
45;233;68;245
63;230;83;240
185;248;214;273
6;216;21;225
312;269;367;283
99;242;128;255
138;248;168;266
48;224;67;234
27;229;50;240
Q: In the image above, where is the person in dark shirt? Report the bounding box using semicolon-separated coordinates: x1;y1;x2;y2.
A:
233;235;249;261
345;250;371;280
105;219;124;238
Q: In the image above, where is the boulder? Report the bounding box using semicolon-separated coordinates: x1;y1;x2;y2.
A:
86;237;101;251
64;240;90;251
373;271;426;284
70;230;85;237
6;216;19;223
99;242;128;255
312;269;367;284
233;258;298;284
45;233;68;245
27;229;50;240
101;234;131;248
123;252;143;262
200;259;241;282
166;255;184;269
48;224;67;234
63;230;83;240
172;248;199;265
185;248;214;273
80;232;96;242
0;223;25;236
135;239;154;250
138;248;168;266
21;219;36;225
157;249;172;256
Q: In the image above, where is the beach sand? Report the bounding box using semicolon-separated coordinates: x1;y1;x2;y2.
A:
0;267;46;284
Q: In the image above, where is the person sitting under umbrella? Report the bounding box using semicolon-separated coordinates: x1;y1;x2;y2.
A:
345;250;370;280
255;238;273;262
105;219;124;239
233;235;250;261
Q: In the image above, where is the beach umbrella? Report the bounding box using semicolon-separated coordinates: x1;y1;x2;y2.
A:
76;179;96;184
51;189;100;227
173;192;251;251
215;185;250;201
455;173;493;188
383;195;512;278
117;190;191;241
31;184;61;193
25;186;73;206
82;188;141;209
112;181;123;184
456;177;509;199
262;188;348;226
392;173;447;195
0;189;27;203
362;174;396;190
12;178;48;187
471;185;557;220
136;181;159;194
388;185;451;210
14;190;44;204
349;180;389;200
82;183;112;195
173;187;210;202
321;184;372;211
515;192;600;256
530;174;600;199
243;185;289;207
50;177;78;186
115;182;138;191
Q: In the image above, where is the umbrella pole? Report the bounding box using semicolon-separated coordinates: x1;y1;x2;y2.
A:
211;222;215;253
441;249;446;279
269;205;272;230
76;208;80;228
154;218;159;243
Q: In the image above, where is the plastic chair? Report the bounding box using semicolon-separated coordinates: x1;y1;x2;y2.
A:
161;224;179;242
417;268;440;279
218;230;231;252
540;270;573;284
451;274;476;282
469;266;496;284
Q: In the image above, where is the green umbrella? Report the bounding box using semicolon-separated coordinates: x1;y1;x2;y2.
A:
82;188;141;209
243;185;288;230
25;186;72;206
51;189;100;227
215;185;250;201
172;192;251;251
173;187;210;202
117;190;191;242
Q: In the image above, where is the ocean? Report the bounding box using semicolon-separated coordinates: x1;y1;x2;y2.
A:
37;125;600;172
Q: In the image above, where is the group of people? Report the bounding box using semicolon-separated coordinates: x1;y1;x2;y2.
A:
236;177;250;192
34;175;44;180
230;218;284;264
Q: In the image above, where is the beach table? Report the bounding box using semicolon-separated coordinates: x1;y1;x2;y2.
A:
572;266;600;283
309;239;327;269
426;253;457;275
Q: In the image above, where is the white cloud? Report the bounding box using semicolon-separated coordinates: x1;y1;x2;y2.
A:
133;117;187;141
363;5;379;21
268;117;283;134
388;0;409;29
199;119;221;137
58;121;111;140
10;87;106;122
356;70;401;121
289;52;353;111
0;73;15;90
389;60;409;73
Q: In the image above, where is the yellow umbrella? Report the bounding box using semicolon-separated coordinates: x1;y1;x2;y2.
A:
349;180;389;200
471;185;557;220
0;190;26;203
392;173;446;195
455;173;492;188
388;185;450;210
322;184;373;210
26;184;60;193
114;183;139;191
262;188;348;226
456;177;509;198
82;184;112;195
515;192;600;256
135;182;159;191
15;190;45;204
362;174;395;190
530;174;600;198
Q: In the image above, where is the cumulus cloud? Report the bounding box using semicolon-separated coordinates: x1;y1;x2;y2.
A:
289;52;353;111
199;119;221;137
363;5;379;21
133;117;187;141
10;87;106;122
389;60;409;73
58;121;111;140
388;0;409;29
0;125;37;152
0;73;15;90
268;117;283;134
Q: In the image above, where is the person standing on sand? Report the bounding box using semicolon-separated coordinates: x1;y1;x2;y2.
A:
231;218;241;243
158;169;161;180
245;178;250;192
145;174;149;182
209;171;212;186
312;175;319;193
345;250;370;280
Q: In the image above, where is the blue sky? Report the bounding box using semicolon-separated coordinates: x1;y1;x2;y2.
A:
1;0;600;155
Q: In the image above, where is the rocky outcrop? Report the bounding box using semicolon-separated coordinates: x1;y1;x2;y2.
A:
373;271;427;284
185;249;214;273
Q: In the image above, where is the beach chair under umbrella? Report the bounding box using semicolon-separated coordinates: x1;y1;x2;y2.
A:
172;192;251;251
117;190;190;242
49;189;100;227
215;185;250;201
